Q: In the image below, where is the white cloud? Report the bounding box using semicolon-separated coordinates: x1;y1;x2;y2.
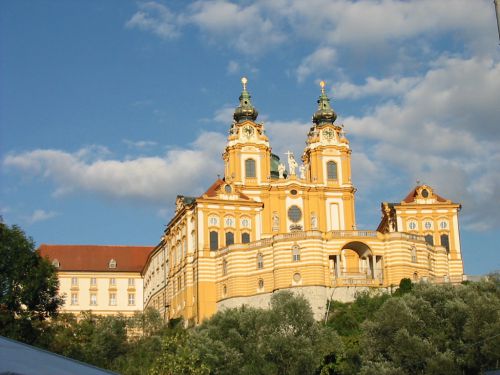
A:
122;139;158;149
4;132;227;205
126;2;180;39
296;47;336;83
342;57;500;230
186;1;285;54
213;106;235;124
335;76;420;99
26;209;58;225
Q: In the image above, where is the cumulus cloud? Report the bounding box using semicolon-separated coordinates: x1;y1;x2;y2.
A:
296;47;336;83
126;0;496;70
343;57;500;231
126;2;180;39
186;1;285;54
26;209;58;224
4;132;227;205
335;76;420;99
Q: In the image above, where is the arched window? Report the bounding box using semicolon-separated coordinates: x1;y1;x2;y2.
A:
257;253;263;269
225;232;234;246
210;231;219;251
241;232;250;243
326;161;337;180
245;159;256;178
440;234;450;253
292;245;300;262
424;234;434;246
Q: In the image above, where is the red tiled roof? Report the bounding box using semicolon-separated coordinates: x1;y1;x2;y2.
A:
38;244;154;272
202;179;250;200
402;186;448;204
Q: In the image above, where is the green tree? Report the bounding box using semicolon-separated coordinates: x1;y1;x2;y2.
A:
150;332;210;375
0;222;62;343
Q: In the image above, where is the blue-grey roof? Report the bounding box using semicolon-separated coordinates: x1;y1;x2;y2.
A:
0;336;119;375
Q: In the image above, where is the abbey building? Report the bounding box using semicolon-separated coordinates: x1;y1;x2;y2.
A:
141;79;464;322
40;79;464;322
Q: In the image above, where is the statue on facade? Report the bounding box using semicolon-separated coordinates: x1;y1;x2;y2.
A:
311;212;318;230
272;211;279;231
285;151;298;176
299;164;306;180
278;163;286;179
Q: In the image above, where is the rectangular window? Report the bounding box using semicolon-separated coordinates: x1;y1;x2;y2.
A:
128;278;135;287
245;159;256;178
225;231;235;246
109;278;116;286
90;293;97;306
210;231;219;251
440;234;450;253
71;293;78;305
327;161;338;180
128;293;135;306
90;277;97;286
71;277;78;286
109;293;116;306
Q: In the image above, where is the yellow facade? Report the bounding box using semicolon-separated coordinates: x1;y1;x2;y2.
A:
144;79;464;323
57;271;144;316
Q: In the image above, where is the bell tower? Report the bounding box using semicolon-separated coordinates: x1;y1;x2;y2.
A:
223;78;271;187
302;81;356;230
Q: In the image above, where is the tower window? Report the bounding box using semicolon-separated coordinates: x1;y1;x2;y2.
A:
245;159;256;178
225;231;234;246
210;231;219;251
326;161;337;180
241;232;250;243
440;234;450;253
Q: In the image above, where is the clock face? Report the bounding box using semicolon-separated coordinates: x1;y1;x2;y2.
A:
242;125;254;138
323;128;334;141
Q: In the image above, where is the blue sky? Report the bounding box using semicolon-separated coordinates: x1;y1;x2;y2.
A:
1;0;499;275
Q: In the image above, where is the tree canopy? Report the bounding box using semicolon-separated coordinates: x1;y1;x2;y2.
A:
0;222;62;343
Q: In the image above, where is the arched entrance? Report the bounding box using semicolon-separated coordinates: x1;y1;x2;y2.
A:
330;242;383;285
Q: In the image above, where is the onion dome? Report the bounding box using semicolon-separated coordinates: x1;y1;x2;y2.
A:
312;81;337;125
234;77;258;123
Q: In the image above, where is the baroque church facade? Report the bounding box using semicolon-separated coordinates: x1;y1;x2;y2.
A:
141;79;464;323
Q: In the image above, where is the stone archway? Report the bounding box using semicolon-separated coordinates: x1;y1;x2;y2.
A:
330;242;383;284
341;241;372;277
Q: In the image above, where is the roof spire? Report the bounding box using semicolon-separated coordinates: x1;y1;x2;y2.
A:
234;76;258;123
312;80;337;126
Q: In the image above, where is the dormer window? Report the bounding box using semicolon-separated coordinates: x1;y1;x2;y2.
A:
224;184;232;193
52;259;60;268
109;259;117;269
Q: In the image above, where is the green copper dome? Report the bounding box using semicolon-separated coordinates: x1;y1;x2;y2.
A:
234;77;258;123
312;81;337;126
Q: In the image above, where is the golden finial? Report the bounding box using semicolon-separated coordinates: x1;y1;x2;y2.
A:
320;80;326;94
241;77;248;91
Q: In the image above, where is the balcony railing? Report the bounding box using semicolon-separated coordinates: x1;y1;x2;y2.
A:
329;230;379;238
